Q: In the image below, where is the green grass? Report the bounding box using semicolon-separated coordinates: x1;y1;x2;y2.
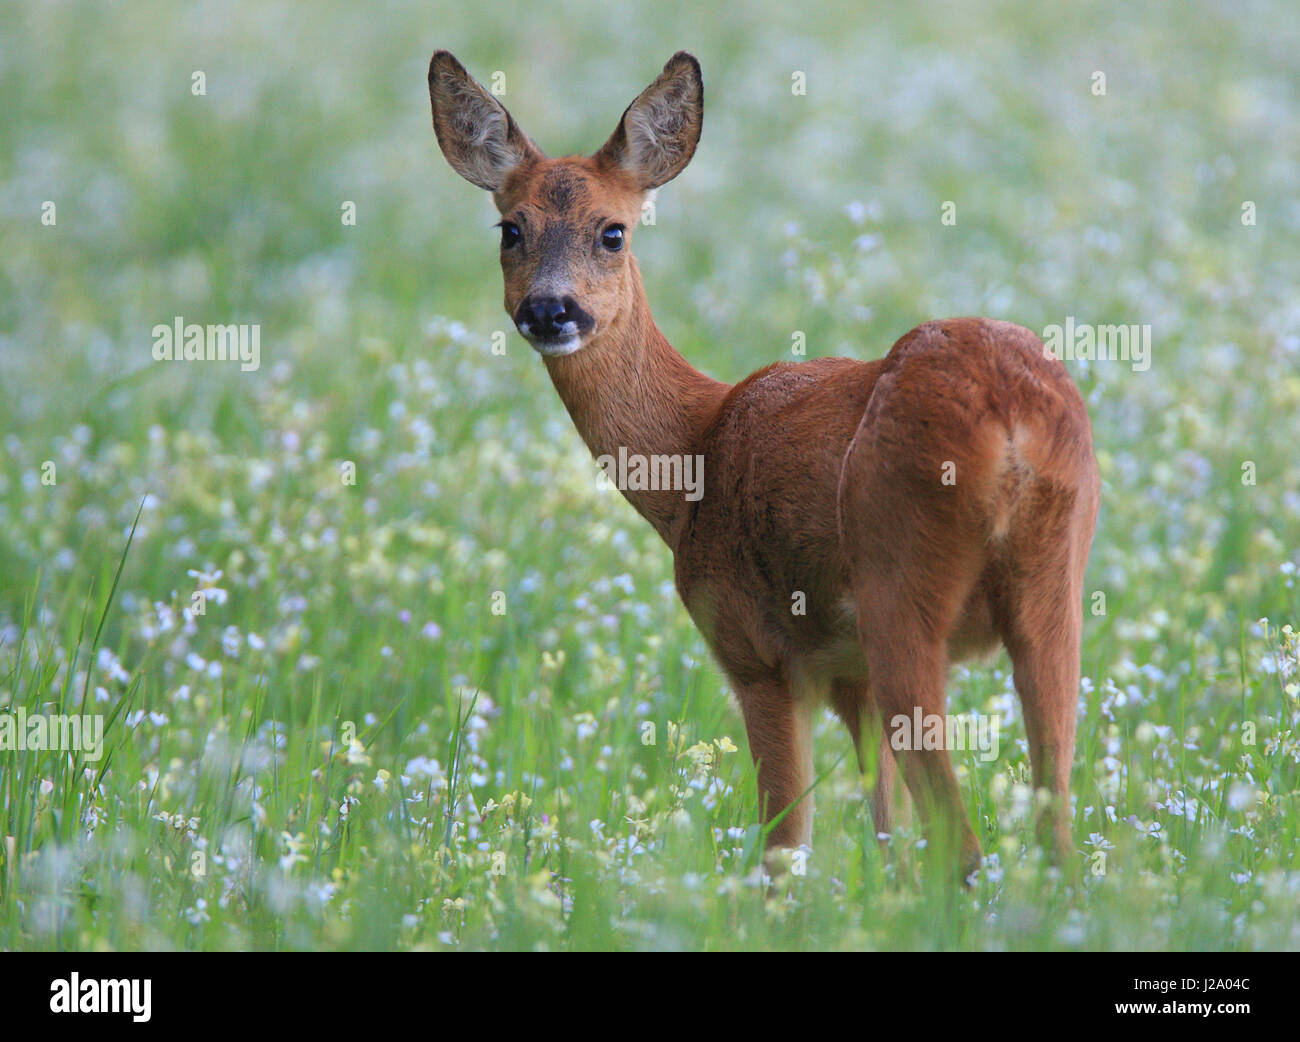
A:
1;0;1298;950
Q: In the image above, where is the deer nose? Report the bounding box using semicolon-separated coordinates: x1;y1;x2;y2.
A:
517;295;576;338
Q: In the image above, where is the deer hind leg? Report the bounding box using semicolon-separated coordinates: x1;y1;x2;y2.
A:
853;592;982;880
844;498;988;878
1010;606;1080;861
831;680;899;840
995;498;1090;862
737;673;815;851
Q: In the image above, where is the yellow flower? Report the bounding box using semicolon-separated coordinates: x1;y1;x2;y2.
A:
684;741;715;767
540;650;566;678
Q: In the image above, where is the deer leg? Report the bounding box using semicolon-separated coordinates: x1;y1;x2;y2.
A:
738;674;815;851
857;599;981;881
999;574;1083;862
831;680;898;839
993;481;1094;864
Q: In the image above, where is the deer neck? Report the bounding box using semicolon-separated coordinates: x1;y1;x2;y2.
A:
541;259;730;544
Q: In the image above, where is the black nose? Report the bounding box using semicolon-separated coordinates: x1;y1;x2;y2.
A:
517;295;576;338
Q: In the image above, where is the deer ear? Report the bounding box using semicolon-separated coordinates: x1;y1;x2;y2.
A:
428;51;540;192
593;52;702;190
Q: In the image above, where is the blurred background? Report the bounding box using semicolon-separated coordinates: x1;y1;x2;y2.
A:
0;0;1298;950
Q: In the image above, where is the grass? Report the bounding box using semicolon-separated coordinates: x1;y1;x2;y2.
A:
0;0;1298;950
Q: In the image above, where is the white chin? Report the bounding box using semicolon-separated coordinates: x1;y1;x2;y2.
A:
531;335;584;357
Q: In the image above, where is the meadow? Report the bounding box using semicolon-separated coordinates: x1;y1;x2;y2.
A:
1;0;1298;950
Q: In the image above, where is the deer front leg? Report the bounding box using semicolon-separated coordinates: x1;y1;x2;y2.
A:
737;675;815;850
831;679;900;840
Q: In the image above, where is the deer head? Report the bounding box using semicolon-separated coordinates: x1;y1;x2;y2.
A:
428;50;703;357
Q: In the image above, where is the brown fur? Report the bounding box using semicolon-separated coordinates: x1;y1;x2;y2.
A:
428;51;1101;880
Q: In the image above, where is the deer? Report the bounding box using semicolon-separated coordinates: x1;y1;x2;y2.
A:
427;49;1101;881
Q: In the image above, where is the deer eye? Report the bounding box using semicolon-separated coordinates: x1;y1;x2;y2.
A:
601;225;625;251
499;221;521;249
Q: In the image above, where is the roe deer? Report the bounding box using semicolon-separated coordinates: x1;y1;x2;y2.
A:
427;50;1100;879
